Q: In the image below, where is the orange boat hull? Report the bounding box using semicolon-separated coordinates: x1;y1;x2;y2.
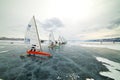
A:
27;50;52;57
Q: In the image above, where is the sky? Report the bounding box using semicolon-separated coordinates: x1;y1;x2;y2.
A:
0;0;120;40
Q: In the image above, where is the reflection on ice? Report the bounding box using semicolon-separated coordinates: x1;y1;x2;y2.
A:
96;57;120;80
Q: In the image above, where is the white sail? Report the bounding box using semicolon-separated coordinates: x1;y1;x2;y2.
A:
24;16;42;51
58;36;67;44
58;36;62;43
62;36;67;43
49;31;56;45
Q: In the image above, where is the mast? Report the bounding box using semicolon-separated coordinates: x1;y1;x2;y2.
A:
33;16;42;51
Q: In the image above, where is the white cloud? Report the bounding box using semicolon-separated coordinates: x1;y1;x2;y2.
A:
0;0;120;40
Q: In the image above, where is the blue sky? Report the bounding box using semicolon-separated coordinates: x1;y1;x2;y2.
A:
0;0;120;40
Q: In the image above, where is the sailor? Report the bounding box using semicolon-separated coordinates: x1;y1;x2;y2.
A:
31;44;36;51
58;41;61;45
49;42;54;49
55;41;58;44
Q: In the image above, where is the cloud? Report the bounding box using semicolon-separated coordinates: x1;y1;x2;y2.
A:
106;17;120;29
41;18;64;31
0;0;120;40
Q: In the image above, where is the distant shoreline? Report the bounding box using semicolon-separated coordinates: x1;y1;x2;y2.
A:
0;37;120;42
0;37;45;43
0;37;24;41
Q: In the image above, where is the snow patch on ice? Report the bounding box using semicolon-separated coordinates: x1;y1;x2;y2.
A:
86;78;94;80
57;76;62;79
96;57;120;80
0;50;9;53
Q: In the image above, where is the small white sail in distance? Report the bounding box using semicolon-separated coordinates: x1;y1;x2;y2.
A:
62;36;67;43
58;36;62;43
24;16;42;51
58;36;67;44
49;31;56;45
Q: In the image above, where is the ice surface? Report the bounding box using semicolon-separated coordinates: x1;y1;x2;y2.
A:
0;40;120;80
69;41;120;50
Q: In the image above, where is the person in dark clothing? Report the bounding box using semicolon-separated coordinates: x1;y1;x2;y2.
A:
50;42;53;46
55;41;58;44
30;44;36;51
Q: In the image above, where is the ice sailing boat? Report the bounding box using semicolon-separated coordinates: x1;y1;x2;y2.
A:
25;16;52;57
61;36;67;44
58;36;67;45
48;31;57;48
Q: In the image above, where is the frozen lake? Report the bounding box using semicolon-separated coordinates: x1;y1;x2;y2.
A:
0;40;120;80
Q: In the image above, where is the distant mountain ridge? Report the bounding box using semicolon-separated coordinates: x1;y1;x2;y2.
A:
86;37;120;42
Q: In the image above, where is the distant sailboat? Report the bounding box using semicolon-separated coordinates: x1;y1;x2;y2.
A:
24;16;52;57
48;31;57;48
58;36;67;45
61;36;67;44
